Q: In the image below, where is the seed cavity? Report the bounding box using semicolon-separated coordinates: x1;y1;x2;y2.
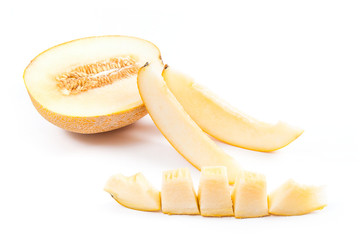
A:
56;56;139;95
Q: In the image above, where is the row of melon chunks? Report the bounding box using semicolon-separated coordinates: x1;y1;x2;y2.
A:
104;167;326;218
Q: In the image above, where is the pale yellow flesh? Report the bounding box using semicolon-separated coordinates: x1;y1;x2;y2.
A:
104;173;161;211
231;170;268;218
161;168;199;215
162;67;304;152
198;167;234;217
268;179;327;216
137;63;241;184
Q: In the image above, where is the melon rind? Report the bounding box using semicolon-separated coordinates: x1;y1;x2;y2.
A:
30;95;147;133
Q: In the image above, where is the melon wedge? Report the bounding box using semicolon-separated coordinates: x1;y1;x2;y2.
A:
161;168;199;215
24;35;162;133
198;166;234;217
104;172;161;211
231;170;268;218
162;67;303;152
268;179;327;216
137;63;241;184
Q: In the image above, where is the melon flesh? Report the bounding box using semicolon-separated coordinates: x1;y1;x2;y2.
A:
24;35;162;133
231;170;268;218
268;179;327;216
104;172;161;211
137;63;241;184
162;67;303;152
161;168;199;215
198;166;234;217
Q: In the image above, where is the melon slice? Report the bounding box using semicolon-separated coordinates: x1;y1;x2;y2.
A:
137;63;241;184
24;35;162;133
162;67;303;152
231;170;268;218
104;172;161;211
198;166;234;217
161;168;199;215
268;179;327;216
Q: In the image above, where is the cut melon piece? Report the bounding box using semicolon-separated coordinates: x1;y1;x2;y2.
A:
104;172;161;211
24;35;162;133
198;166;233;217
162;67;303;152
231;170;268;218
268;179;327;216
161;168;199;215
137;63;241;184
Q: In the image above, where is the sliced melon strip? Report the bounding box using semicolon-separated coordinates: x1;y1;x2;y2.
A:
268;179;327;216
162;67;303;152
137;63;241;184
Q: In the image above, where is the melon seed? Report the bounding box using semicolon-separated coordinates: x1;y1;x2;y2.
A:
56;56;139;95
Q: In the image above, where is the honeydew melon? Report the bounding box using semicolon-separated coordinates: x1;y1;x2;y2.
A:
24;35;162;133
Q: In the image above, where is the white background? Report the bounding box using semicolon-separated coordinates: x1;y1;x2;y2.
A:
1;0;359;239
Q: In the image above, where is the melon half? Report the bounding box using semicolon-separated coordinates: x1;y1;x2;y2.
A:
24;35;162;133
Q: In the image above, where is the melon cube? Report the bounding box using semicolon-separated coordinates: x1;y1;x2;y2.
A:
161;168;199;215
198;166;234;217
231;170;268;218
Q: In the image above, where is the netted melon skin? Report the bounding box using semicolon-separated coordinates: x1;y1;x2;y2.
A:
30;95;147;134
